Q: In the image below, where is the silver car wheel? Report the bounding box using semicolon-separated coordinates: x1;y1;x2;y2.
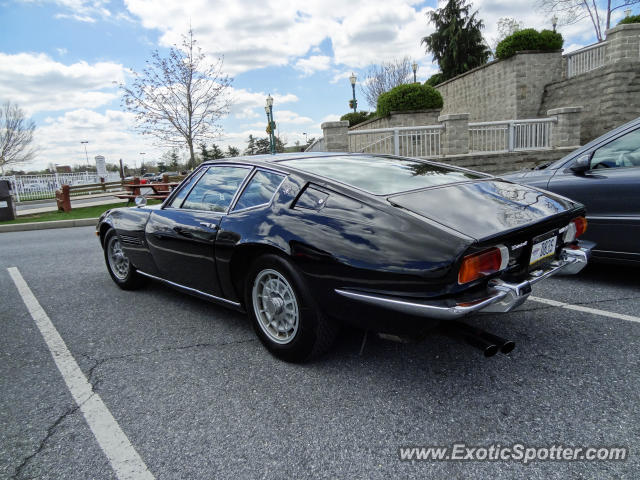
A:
252;268;299;345
107;236;130;280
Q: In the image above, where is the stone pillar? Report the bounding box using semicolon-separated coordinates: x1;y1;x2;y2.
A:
548;106;583;148
604;23;640;64
438;113;469;155
321;121;349;152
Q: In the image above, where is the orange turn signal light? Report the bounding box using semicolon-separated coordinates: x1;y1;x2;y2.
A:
458;246;508;285
572;216;588;238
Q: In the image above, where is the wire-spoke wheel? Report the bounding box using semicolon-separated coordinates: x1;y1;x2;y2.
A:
245;254;337;362
103;229;147;290
252;269;299;345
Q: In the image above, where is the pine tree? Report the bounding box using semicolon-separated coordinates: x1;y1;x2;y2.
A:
421;0;490;81
244;135;257;155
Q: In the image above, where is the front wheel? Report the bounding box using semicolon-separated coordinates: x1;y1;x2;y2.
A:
245;254;337;362
103;229;147;290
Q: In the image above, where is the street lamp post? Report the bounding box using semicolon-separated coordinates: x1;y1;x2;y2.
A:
266;94;276;154
80;141;89;170
412;62;418;83
552;15;558;32
349;73;357;113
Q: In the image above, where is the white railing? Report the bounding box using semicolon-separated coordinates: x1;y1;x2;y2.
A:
305;137;325;152
468;118;556;153
0;172;122;202
348;125;443;157
566;41;608;78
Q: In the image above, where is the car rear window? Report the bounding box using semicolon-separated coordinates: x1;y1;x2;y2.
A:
280;155;484;195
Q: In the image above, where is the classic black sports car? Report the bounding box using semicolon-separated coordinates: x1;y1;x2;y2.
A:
504;116;640;265
97;153;591;361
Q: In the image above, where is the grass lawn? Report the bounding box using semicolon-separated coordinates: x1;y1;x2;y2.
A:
1;201;160;225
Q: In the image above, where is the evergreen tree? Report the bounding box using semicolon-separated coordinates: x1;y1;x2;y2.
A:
199;143;211;163
210;143;224;159
225;146;240;157
244;135;257;155
421;0;490;81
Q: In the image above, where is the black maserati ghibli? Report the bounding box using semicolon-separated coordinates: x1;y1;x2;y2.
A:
97;153;592;361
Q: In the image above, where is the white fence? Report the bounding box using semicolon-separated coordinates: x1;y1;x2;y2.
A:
566;41;608;78
468;118;555;153
305;137;325;152
0;172;122;202
348;126;443;157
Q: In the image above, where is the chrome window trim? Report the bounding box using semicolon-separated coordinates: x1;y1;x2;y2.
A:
167;164;253;214
229;168;287;214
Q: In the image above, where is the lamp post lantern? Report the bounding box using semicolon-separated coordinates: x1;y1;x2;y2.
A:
624;8;632;17
265;94;276;154
349;73;357;113
80;140;89;170
552;15;558;32
412;62;418;83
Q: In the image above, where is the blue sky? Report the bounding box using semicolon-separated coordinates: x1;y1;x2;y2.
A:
0;0;633;170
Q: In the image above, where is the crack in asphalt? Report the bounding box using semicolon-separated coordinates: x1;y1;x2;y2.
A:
10;338;256;479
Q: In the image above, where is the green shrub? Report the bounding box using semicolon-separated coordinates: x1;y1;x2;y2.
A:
495;28;563;60
376;83;443;117
425;73;444;87
618;14;640;25
340;111;375;126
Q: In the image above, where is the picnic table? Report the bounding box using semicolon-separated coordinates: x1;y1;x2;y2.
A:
115;182;180;203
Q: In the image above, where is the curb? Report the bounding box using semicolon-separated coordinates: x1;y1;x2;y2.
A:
0;218;99;233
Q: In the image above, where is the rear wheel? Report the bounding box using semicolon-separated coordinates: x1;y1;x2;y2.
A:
104;229;147;290
245;254;337;362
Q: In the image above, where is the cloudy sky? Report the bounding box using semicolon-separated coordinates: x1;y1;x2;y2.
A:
0;0;632;170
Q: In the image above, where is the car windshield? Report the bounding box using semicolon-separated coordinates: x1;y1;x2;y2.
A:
280;155;485;195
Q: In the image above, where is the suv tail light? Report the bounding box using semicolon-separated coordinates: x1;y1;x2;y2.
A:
458;245;509;284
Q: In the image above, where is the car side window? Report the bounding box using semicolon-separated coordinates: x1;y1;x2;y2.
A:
180;166;250;212
168;170;205;208
590;128;640;170
233;170;285;211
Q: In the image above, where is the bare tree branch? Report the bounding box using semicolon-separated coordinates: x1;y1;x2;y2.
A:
360;57;413;109
120;28;233;168
0;101;38;174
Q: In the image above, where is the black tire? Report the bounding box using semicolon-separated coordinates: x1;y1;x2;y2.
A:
103;229;147;290
245;254;337;362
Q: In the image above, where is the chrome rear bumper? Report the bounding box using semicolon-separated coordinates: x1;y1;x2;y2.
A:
335;245;591;320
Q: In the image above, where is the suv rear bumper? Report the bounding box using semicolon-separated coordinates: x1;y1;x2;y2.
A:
335;243;592;320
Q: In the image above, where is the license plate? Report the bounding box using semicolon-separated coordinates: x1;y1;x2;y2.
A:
529;236;557;265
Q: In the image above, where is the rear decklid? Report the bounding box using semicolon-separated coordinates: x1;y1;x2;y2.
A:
388;179;581;240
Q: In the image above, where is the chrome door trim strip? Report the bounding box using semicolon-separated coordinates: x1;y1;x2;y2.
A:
137;270;242;307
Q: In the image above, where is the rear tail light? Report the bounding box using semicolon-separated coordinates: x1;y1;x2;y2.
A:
458;245;509;284
563;216;588;243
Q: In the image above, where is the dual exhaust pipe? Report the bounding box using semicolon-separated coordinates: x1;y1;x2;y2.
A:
441;321;515;357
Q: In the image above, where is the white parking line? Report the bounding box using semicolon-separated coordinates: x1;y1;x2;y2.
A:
7;267;155;480
530;296;640;324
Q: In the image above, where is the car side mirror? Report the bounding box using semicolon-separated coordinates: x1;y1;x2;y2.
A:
134;195;147;207
570;154;591;174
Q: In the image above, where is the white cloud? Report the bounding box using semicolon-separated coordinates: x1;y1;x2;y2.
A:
123;0;435;74
294;55;332;76
229;87;299;120
0;52;126;114
30;108;162;170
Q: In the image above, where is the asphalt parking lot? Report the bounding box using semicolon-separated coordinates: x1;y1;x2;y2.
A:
1;227;639;479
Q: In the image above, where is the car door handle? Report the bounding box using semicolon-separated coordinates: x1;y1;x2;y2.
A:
199;222;219;230
173;226;194;238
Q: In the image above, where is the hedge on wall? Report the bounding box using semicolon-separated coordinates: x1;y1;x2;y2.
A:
340;111;375;126
618;14;640;25
376;83;443;117
425;73;444;87
495;28;563;60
